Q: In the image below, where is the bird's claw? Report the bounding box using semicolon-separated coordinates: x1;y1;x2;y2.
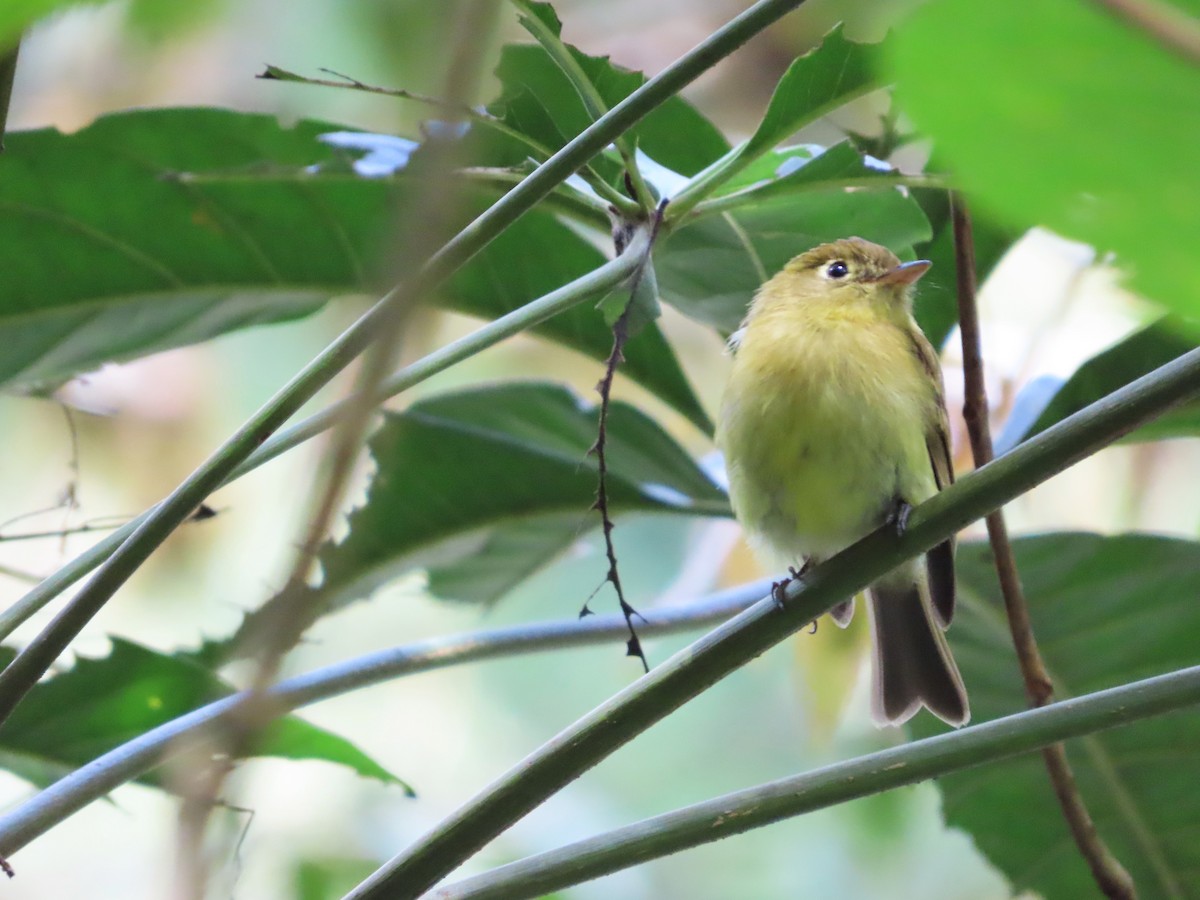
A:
887;499;913;537
771;563;810;610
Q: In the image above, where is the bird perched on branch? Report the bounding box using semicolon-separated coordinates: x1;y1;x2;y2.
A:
718;237;968;727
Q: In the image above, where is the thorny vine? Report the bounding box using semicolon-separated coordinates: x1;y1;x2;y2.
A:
581;196;669;673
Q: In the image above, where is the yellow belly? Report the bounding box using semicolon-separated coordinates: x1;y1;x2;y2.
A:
718;312;938;565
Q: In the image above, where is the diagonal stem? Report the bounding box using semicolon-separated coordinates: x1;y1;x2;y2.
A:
951;196;1135;899
0;578;771;859
434;663;1200;900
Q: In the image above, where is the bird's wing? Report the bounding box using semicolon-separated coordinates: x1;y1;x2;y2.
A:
909;326;956;628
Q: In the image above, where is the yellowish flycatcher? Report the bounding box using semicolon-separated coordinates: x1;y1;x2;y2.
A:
717;237;968;727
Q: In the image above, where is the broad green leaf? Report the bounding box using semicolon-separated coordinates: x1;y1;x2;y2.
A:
889;0;1200;318
0;638;408;791
741;27;878;161
0;109;370;389
318;381;730;607
997;320;1200;452
915;533;1200;899
485;1;729;179
657;187;932;333
0;108;707;428
667;27;882;216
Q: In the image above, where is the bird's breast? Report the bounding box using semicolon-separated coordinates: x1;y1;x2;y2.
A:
718;311;937;561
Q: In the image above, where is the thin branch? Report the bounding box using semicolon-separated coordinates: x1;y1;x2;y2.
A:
259;65;470;106
1089;0;1200;65
0;0;808;723
952;199;1050;701
0;524;116;545
951;197;1135;899
342;345;1200;899
0;40;19;153
458;167;613;226
258;64;638;214
0;564;38;584
585;202;668;671
0;508;213;547
0;578;771;857
434;663;1200;900
0;245;645;643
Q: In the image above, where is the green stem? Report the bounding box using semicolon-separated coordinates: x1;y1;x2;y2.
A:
343;346;1200;899
437;663;1200;900
0;578;770;856
511;0;655;211
0;243;645;643
461;167;613;228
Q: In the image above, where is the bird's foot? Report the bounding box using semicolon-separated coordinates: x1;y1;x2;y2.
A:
886;498;913;537
771;563;810;610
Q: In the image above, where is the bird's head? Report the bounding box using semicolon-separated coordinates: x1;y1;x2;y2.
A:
750;236;931;320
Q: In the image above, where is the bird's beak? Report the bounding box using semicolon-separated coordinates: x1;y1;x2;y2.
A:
874;259;932;286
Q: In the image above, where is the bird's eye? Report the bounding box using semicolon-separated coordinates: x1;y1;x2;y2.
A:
825;260;849;279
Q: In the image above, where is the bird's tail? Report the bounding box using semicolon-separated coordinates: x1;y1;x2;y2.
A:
867;576;969;727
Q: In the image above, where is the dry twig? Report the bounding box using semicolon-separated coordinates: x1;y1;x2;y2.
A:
951;196;1136;900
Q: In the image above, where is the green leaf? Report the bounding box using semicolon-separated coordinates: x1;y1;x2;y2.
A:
998;320;1200;451
657;185;932;333
259;64;313;84
0;638;408;791
916;533;1200;899
888;0;1200;318
670;26;881;215
485;2;729;178
0;107;707;428
596;250;661;338
0;108;372;389
318;381;730;607
741;27;879;161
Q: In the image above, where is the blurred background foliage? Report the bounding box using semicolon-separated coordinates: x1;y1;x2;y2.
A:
0;0;1197;898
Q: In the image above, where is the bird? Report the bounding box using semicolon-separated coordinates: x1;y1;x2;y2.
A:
717;236;969;727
